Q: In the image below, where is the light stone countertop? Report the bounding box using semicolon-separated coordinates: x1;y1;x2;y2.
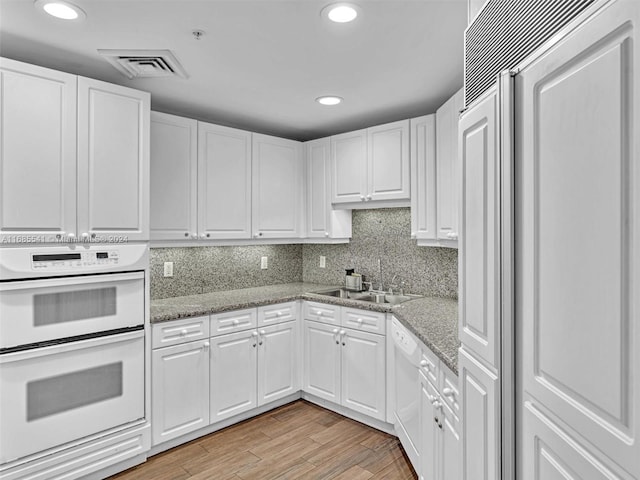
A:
151;282;459;374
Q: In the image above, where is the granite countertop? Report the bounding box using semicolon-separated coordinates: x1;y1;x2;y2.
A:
151;282;459;374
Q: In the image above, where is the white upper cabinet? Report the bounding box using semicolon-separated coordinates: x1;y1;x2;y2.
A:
0;58;150;244
150;112;198;241
0;58;77;243
305;137;351;240
77;77;150;241
331;129;368;204
331;120;410;207
410;114;437;242
436;89;464;244
198;122;252;239
252;133;303;239
367;120;410;202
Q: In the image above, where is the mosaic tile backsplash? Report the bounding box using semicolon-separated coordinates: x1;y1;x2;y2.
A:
150;208;458;300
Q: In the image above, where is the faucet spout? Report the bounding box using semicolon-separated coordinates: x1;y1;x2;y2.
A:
377;258;384;291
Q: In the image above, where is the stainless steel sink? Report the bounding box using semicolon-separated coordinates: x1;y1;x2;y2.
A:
311;288;421;305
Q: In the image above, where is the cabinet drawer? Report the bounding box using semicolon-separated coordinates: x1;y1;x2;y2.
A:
420;346;440;386
440;363;459;419
304;301;340;325
210;308;257;336
341;308;386;334
258;301;297;326
152;316;210;349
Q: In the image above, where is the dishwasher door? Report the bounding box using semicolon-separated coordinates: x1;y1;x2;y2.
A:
391;317;421;469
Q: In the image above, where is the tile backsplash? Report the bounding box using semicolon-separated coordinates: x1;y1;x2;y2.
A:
302;208;458;298
150;208;457;300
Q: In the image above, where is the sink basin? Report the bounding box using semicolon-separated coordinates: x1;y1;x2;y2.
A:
311;288;421;305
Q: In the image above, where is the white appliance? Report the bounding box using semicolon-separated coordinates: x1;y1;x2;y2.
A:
0;244;148;467
391;317;421;468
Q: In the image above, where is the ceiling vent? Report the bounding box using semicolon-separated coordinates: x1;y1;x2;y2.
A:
98;49;188;79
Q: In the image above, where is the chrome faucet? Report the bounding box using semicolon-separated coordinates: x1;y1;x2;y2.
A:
377;258;384;291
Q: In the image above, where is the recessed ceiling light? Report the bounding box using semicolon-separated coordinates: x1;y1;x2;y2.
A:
316;96;343;106
35;0;86;20
321;3;360;23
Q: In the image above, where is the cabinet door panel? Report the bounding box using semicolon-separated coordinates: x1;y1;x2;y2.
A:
331;129;367;204
459;87;499;368
420;373;437;480
257;321;298;405
303;320;340;402
198;122;252;239
77;77;149;240
150;112;198;240
306;138;330;237
368;120;410;202
341;329;385;421
209;330;257;422
517;1;640;475
410;115;437;240
152;341;209;446
440;404;460;480
0;58;76;242
252;134;302;238
436;90;463;242
459;348;499;480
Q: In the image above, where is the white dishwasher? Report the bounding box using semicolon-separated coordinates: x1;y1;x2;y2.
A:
391;317;421;469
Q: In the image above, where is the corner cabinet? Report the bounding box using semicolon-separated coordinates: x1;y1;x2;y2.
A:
0;58;149;243
305;137;351;241
331;120;410;208
436;89;464;245
251;134;303;239
410;114;437;242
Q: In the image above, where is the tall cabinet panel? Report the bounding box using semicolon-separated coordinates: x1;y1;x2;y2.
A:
77;77;150;241
0;58;77;242
150;112;197;240
410;115;437;241
516;1;640;477
305;137;351;240
252;133;302;239
436;89;464;243
198;122;252;239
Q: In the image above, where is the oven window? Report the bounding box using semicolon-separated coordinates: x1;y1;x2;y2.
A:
26;363;123;421
33;287;117;326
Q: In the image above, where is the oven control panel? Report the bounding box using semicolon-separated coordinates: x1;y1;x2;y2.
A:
31;251;120;270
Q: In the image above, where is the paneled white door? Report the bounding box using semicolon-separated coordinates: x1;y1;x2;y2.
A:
0;58;77;243
331;129;367;204
367;119;410;202
303;320;341;403
257;321;299;406
516;1;640;477
198;122;252;239
77;77;150;241
209;329;257;422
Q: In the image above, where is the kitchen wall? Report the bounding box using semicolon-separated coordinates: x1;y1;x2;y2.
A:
150;208;457;300
302;208;458;298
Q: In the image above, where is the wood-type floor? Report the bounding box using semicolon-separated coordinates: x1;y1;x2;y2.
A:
111;400;418;480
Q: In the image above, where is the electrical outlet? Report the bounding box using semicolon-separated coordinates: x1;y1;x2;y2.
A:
319;256;326;268
163;262;174;277
261;256;268;269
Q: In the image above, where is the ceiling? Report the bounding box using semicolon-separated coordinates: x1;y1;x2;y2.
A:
0;0;468;141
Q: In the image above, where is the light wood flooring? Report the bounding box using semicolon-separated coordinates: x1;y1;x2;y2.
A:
111;400;418;480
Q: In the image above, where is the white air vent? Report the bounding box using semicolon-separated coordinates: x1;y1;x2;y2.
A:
464;0;594;107
98;49;188;79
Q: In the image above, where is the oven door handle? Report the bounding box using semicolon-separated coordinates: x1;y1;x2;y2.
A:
0;329;144;363
0;271;144;292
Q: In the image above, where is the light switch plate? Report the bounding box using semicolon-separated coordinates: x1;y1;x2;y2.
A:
261;256;268;269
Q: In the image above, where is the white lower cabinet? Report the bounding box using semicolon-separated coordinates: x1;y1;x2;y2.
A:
303;306;386;422
152;340;210;445
257;321;299;406
420;372;460;480
209;329;258;422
